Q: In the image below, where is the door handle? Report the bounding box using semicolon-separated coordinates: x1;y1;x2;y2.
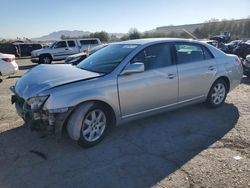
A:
208;66;215;71
168;74;176;79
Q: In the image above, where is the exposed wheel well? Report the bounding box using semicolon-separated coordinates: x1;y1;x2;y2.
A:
93;100;116;127
40;53;52;59
62;100;116;133
216;76;230;92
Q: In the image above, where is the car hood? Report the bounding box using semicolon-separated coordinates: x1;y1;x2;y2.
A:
14;64;102;99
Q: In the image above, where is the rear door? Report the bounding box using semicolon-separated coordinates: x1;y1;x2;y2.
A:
118;43;178;118
174;42;217;102
66;40;79;55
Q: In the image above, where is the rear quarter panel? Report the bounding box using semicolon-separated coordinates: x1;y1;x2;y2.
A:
221;55;243;91
206;45;243;93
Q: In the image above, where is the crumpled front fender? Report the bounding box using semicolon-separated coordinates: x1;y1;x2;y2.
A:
66;102;94;140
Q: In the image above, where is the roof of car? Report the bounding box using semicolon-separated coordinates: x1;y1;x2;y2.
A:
115;38;202;45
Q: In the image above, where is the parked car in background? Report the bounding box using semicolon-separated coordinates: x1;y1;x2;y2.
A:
220;31;231;42
0;43;18;56
225;40;243;53
243;54;250;77
65;44;108;65
18;43;42;56
0;53;18;77
200;40;218;47
202;39;229;53
0;43;42;57
210;32;231;43
232;42;250;59
217;42;229;53
31;38;101;64
11;38;243;148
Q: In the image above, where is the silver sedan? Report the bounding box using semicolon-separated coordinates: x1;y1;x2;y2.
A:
11;38;243;147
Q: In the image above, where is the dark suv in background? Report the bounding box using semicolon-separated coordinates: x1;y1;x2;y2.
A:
0;43;42;57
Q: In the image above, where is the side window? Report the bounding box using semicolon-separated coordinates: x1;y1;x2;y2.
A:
67;41;76;47
175;43;209;64
202;47;214;59
80;40;91;45
54;41;67;49
90;40;98;44
131;43;172;71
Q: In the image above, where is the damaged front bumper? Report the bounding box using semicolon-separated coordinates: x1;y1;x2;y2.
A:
11;94;73;135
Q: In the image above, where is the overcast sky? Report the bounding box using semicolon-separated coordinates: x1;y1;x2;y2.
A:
0;0;249;38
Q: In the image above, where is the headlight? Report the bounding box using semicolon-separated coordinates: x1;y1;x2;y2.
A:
27;96;49;111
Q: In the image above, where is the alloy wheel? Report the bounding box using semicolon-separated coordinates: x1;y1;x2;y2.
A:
43;57;51;64
211;83;226;105
81;109;107;142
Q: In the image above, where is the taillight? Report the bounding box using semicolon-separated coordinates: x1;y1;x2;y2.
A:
2;57;15;63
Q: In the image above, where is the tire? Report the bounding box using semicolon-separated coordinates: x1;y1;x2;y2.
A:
206;79;228;108
68;103;110;148
39;54;52;64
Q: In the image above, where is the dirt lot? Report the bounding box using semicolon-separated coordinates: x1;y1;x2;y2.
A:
0;59;249;188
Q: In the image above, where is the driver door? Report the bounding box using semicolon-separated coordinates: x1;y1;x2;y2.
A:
53;41;68;59
118;43;178;118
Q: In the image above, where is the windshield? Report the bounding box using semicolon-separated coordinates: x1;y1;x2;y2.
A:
50;42;57;48
77;44;138;74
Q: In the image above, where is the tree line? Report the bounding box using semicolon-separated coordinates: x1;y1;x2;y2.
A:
60;18;250;43
61;31;111;42
193;18;250;39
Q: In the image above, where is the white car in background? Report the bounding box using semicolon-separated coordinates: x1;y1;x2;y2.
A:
0;53;18;77
31;38;101;64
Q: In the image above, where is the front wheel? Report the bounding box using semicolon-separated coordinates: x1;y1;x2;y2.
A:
67;103;110;148
206;79;228;108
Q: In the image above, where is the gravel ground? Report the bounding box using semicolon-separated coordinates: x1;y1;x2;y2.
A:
0;59;249;188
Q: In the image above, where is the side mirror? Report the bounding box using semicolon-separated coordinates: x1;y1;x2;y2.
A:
120;62;145;75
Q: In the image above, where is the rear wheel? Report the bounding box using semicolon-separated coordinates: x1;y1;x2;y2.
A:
39;54;52;64
206;79;227;108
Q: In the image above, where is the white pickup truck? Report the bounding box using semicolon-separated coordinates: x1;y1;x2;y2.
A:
31;38;101;64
